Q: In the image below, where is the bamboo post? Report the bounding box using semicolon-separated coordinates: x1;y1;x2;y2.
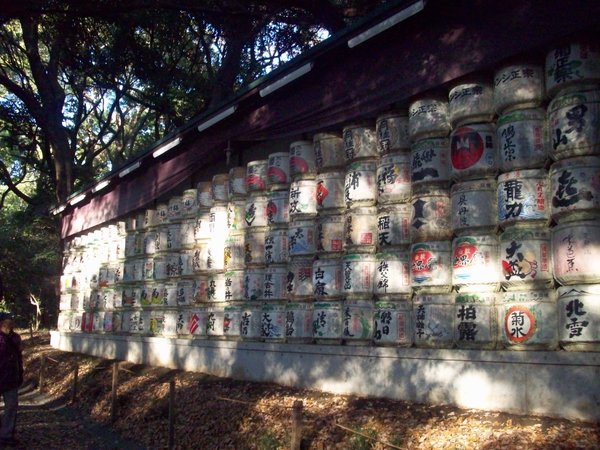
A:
71;363;79;404
111;361;119;423
38;354;45;392
290;400;303;450
168;379;176;450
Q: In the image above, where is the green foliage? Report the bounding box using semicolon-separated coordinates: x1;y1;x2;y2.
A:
348;426;378;450
257;431;283;450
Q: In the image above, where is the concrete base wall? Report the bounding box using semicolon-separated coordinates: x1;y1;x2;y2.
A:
50;331;600;422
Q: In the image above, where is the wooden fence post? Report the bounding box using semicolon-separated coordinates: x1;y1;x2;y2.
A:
168;379;176;450
71;363;79;404
111;361;119;423
290;400;303;450
38;355;46;392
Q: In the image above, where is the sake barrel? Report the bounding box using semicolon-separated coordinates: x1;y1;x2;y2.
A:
246;160;268;192
451;179;497;235
103;311;114;332
240;304;263;340
342;254;375;298
162;282;178;306
344;206;377;254
266;190;290;226
153;256;167;281
373;300;413;347
316;214;344;255
209;205;229;241
142;231;156;255
205;238;225;272
263;265;288;301
500;225;553;290
497;169;550;228
92;311;104;332
287;256;314;300
162;311;179;337
316;171;345;212
179;189;198;219
289;179;317;217
154;226;168;254
156;203;169;226
227;200;246;233
244;267;265;301
342;299;374;344
288;219;316;256
413;293;455;348
545;42;600;97
285;302;314;343
167;196;183;222
550;156;600;222
557;284;600;351
179;247;196;275
229;166;247;199
149;310;165;336
166;252;183;278
206;306;224;337
224;233;245;271
314;132;345;172
125;215;137;232
552;220;600;285
174;310;190;337
187;308;207;336
192;276;208;304
312;301;342;344
343;123;377;163
267;152;290;190
244;227;267;267
408;98;451;141
452;235;500;293
410;137;451;186
265;228;288;265
244;194;269;228
454;292;499;350
176;279;195;306
313;256;343;300
376;112;410;155
377;152;411;204
144;209;158;230
410;187;452;242
450;123;498;180
197;181;214;208
223;304;242;339
212;173;230;203
128;311;143;334
289;140;316;179
494;63;545;114
448;81;495;127
194;210;212;242
499;290;558;350
223;270;245;302
373;251;411;299
191;245;209;273
411;241;452;293
344;160;377;207
166;222;182;251
261;302;286;341
111;311;123;333
547;89;600;160
121;286;137;307
497;108;547;171
125;233;137;258
376;204;411;250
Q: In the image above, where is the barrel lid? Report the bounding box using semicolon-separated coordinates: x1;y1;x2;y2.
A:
290;140;312;147
410;136;450;149
313;132;341;140
379;152;410;163
375;250;410;259
497;107;545;126
376;111;408;121
451;179;496;193
497;168;547;182
413;293;454;304
247;159;268;166
501;224;550;241
342;253;376;261
455;292;498;304
212;173;229;181
548;88;600;112
451;122;496;133
558;284;600;297
229;166;246;175
550;155;600;172
411;240;452;251
317;170;345;178
268;151;289;158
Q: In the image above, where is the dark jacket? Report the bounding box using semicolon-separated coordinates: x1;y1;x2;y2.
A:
0;331;23;393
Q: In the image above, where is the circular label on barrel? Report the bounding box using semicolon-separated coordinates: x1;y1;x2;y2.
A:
411;247;436;283
451;127;484;169
504;305;536;343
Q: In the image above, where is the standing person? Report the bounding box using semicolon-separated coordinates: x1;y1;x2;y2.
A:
0;312;23;447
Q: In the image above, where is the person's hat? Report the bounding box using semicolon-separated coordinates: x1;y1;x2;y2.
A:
0;312;13;322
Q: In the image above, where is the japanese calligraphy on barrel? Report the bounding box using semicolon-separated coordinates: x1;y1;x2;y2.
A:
224;233;245;271
316;214;344;255
244;194;269;228
552;220;600;285
289;140;316;179
410;137;450;187
376;112;410;155
497;169;549;228
342;254;375;298
497;108;547;172
261;302;286;341
313;256;343;300
342;299;373;344
410;187;452;242
494;64;544;114
246;160;268;192
288;219;315;256
267;152;290;190
314;132;345;172
265;228;288;265
452;235;500;293
289;179;317;217
343;123;377;162
181;189;199;218
545;42;600;97
266;190;289;226
187;308;207;336
373;301;412;347
287;256;314;300
263;266;288;301
223;304;242;339
454;292;498;350
244;227;267;267
285;302;314;343
451;179;497;235
410;241;452;293
557;284;600;351
344;206;377;253
376;204;411;250
377;152;411;204
413;294;455;348
344;160;378;207
206;306;224;337
312;301;342;343
240;304;263;340
408;98;451;141
448;81;494;127
244;267;265;302
226;200;246;233
316;171;345;212
373;251;411;299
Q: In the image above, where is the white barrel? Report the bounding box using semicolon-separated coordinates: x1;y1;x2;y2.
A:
545;42;600;97
261;302;286;341
374;251;411;298
410;137;450;187
149;310;166;335
558;284;600;351
156;203;169;225
191;245;209;273
410;187;452;242
174;310;190;337
376;112;410;154
92;311;104;332
179;250;196;278
342;254;375;298
343;123;377;163
240;304;263;340
167;196;183;222
206;239;225;272
244;194;269;228
121;286;137;307
452;235;500;293
411;241;452;293
166;252;182;278
228;167;247;199
125;233;138;258
246;160;268;192
111;311;123;333
448;81;494;127
194;210;212;242
265;228;288;265
548;89;600;160
144;209;158;230
144;284;159;306
451;179;497;235
226;200;246;233
267;152;290;190
376;204;411;249
244;227;267;267
408;98;451;141
263;265;288;301
223;233;245;271
128;311;142;334
289;179;317;217
206;306;224;337
454;292;498;350
342;299;373;344
187;308;207;336
266;191;289;226
288;219;316;256
500;225;553;290
244;267;265;301
313;257;343;299
196;181;214;208
497;169;550;227
413;293;455;348
287;257;314;300
550;156;600;222
377;152;411;204
152;256;166;281
497;108;547;171
450;123;498;180
179;219;196;249
499;290;558;350
316;214;344;255
223;304;242;338
209;205;229;241
163;311;179;337
153;226;168;254
175;279;194;306
316;171;345;212
373;301;412;347
314;132;345;172
289;140;316;179
103;311;114;332
212;173;230;203
313;301;342;343
221;270;244;302
344;160;377;207
166;223;182;251
206;272;225;302
494;64;544;114
344;206;377;253
552;220;600;285
192;276;208;304
164;282;178;306
285;302;314;343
